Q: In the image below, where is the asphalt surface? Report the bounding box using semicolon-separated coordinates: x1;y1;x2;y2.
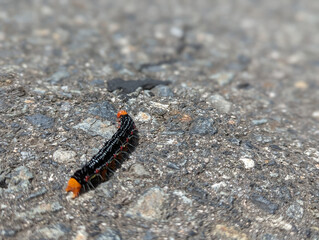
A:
0;0;319;239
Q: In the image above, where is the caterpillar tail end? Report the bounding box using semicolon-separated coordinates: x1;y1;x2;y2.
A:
117;110;128;118
65;178;81;198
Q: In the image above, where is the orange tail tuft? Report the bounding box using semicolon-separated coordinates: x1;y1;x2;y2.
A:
65;178;82;198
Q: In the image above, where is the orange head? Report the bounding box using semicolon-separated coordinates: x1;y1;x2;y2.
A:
65;178;82;198
117;110;128;118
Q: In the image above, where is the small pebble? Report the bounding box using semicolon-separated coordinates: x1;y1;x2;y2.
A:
47;69;70;84
53;149;77;163
312;110;319;120
240;157;255;169
73;118;116;138
73;226;88;240
208;94;232;114
210;72;235;86
252;119;268;125
286;202;304;220
294;81;308;89
173;190;193;206
213;224;248;240
190;117;217;136
129;163;150;177
125;187;166;220
136;112;151;122
170;26;183;38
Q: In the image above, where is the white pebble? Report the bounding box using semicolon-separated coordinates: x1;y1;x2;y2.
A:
136;112;151;122
240;157;255;169
53;149;76;163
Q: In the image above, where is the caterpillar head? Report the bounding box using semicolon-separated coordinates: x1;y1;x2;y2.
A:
65;177;81;198
117;110;128;128
117;110;128;118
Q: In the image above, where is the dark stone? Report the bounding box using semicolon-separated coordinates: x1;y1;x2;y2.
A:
273;185;292;203
8;86;26;97
112;63;123;71
0;71;17;82
40;132;51;139
47;68;70;84
152;85;174;97
88;101;116;120
227;54;251;71
267;160;277;166
0;120;6;128
287;128;297;135
222;151;233;156
160;150;169;158
238;54;251;67
187;230;197;237
250;193;279;214
237;82;251;89
190;117;217;136
211;143;220;149
25;114;54;129
0;147;6;154
95;228;122;240
228;137;241;146
0;229;16;237
11;122;20;128
269;145;282;151
142;65;164;73
262;233;279;240
107;78;170;94
167;162;180;170
144;230;157;240
0;100;9;113
244;141;257;150
188;185;210;204
25;187;47;201
305;229;311;239
62;125;70;131
83;92;102;102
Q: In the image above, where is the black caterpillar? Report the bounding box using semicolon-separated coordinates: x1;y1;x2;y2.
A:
66;110;138;198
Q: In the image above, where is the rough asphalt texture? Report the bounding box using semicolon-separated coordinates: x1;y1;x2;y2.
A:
0;1;319;239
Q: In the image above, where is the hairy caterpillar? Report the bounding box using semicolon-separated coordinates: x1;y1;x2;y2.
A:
66;110;138;198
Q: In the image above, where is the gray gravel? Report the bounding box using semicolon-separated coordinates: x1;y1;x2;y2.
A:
0;0;319;239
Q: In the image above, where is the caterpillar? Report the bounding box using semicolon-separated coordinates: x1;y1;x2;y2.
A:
66;110;138;198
